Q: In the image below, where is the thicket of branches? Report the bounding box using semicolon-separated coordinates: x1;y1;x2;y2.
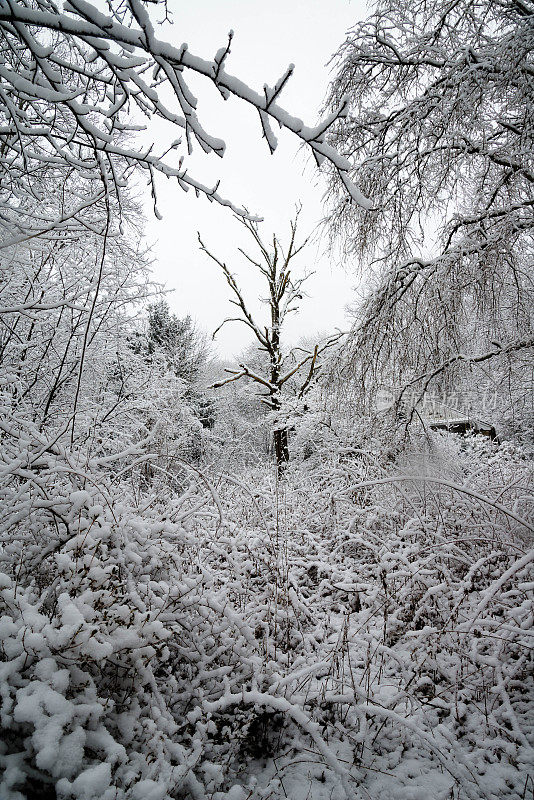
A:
324;0;533;425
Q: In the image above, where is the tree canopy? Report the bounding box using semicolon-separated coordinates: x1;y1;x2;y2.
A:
324;0;533;414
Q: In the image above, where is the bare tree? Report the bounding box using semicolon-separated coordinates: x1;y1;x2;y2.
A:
199;213;343;474
323;0;533;418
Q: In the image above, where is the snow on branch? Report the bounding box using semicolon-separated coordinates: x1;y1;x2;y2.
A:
0;0;372;220
397;337;534;409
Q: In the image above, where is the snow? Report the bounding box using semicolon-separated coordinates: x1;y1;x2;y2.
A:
60;763;112;799
131;779;168;800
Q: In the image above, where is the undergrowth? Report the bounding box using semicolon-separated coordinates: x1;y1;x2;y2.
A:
0;408;532;799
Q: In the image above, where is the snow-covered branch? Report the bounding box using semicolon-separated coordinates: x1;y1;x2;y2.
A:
0;0;371;221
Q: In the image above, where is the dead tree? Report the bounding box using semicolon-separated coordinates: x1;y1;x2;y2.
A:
199;211;343;475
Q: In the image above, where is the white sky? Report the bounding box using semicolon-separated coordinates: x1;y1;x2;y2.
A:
145;0;367;359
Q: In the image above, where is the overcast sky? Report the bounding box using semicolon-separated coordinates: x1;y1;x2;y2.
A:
145;0;367;359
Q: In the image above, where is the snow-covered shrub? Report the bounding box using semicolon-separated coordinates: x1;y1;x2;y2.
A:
207;379;271;472
0;412;257;799
207;407;533;799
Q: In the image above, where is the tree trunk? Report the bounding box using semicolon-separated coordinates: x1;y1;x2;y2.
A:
273;427;289;477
